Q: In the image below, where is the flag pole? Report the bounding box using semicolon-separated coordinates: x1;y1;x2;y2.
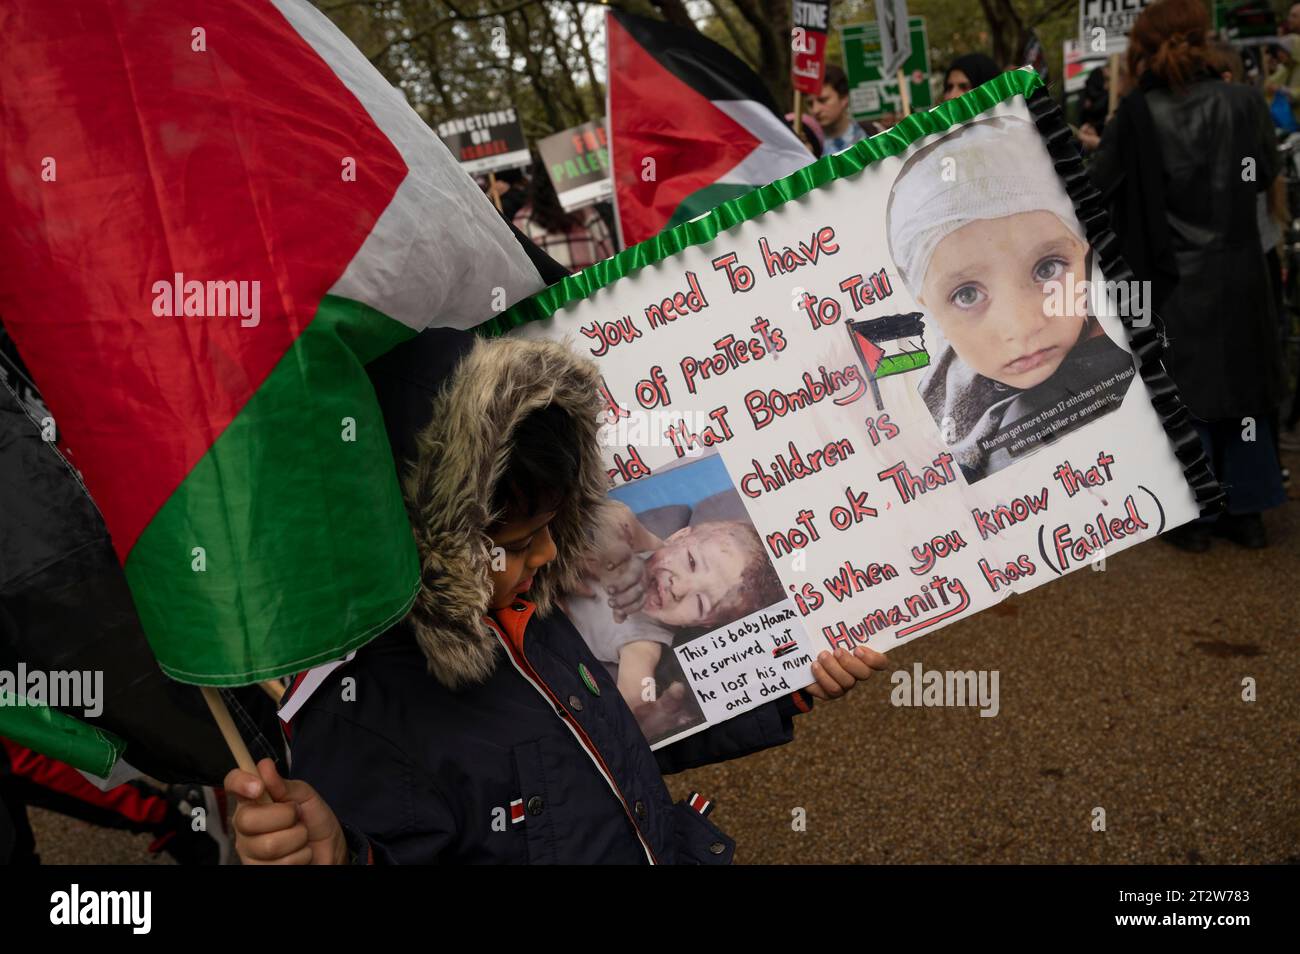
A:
896;67;912;117
201;688;273;810
1107;52;1121;117
201;686;257;772
487;170;504;212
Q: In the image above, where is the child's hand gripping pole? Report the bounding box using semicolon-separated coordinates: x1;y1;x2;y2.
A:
202;686;348;864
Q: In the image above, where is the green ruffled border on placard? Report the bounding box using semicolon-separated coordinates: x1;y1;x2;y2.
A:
479;68;1043;335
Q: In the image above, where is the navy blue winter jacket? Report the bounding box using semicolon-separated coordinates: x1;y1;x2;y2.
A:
290;603;808;864
284;328;809;864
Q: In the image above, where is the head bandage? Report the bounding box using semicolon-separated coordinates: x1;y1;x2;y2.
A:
886;116;1081;297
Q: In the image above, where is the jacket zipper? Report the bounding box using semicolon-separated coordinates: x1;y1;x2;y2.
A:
487;617;659;865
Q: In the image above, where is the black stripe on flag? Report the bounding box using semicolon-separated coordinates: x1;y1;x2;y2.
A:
0;332;284;784
847;312;926;344
611;10;783;118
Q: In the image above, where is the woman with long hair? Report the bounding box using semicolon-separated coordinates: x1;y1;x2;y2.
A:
511;158;614;272
1088;0;1286;550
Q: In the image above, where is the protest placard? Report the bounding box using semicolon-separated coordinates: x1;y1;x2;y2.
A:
436;107;530;176
842;16;931;121
1078;0;1152;55
537;119;612;211
486;70;1218;749
875;0;912;77
791;0;832;96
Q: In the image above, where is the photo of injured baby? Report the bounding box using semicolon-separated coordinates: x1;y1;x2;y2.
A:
562;454;786;747
886;114;1137;482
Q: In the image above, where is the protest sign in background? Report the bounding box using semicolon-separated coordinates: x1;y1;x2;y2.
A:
1078;0;1152;55
874;0;912;77
1064;37;1109;95
1212;0;1278;37
436;107;530;176
842;16;931;121
791;0;832;96
537;120;612;211
1063;37;1109;128
488;70;1219;749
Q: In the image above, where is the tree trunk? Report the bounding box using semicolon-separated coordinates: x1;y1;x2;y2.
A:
730;0;791;106
648;0;698;32
704;0;762;72
976;0;1029;69
538;3;589;124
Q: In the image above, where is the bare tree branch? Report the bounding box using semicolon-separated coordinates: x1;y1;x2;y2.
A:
364;0;543;64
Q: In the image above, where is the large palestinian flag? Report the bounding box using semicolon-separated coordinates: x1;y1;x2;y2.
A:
0;0;545;685
607;10;813;246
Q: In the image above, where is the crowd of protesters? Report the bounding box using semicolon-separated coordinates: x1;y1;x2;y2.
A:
1084;0;1289;549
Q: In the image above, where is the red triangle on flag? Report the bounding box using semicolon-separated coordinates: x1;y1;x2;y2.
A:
0;1;406;559
855;331;886;373
607;11;760;245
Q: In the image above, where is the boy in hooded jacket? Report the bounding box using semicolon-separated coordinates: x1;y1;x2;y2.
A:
225;329;886;864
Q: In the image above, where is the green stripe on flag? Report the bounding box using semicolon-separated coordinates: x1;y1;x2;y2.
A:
663;182;763;233
0;693;125;778
125;295;421;686
875;351;930;379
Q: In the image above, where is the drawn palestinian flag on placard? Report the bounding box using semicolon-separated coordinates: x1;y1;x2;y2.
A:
847;313;930;380
607;10;812;246
0;0;544;686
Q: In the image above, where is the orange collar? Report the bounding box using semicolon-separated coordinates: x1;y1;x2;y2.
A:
489;598;536;653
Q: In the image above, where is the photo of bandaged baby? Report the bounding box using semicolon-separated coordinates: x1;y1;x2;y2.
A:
887;115;1137;482
562;454;786;746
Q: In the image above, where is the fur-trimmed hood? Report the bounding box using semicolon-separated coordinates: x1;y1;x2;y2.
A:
395;334;609;690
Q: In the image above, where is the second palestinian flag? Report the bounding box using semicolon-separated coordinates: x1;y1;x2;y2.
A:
607;10;812;246
848;312;930;380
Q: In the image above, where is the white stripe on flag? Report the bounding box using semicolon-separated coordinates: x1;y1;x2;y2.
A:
712;100;814;187
270;0;544;331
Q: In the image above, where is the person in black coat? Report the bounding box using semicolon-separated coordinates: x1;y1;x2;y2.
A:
1087;0;1287;549
224;329;887;864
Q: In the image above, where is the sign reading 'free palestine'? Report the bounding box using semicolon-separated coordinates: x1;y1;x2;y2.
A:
1078;0;1153;55
537;119;612;212
791;0;832;96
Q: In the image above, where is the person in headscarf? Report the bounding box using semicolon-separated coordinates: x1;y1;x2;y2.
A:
886;115;1134;481
941;53;1001;102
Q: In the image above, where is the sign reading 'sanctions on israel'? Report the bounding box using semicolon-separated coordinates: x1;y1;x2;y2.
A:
537;120;612;212
436;108;530;176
